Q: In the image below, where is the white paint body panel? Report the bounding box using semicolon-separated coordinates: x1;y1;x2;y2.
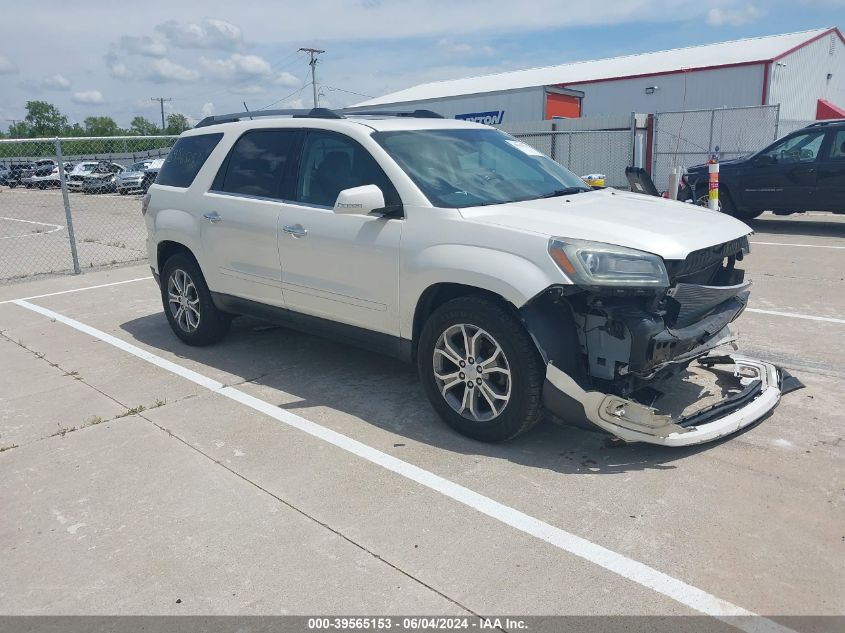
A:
146;117;751;342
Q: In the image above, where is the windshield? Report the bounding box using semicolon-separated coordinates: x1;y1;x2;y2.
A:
127;161;151;172
373;128;590;208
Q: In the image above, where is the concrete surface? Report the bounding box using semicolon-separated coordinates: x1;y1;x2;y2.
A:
0;211;843;621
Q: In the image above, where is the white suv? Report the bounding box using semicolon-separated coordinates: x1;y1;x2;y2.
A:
144;108;789;447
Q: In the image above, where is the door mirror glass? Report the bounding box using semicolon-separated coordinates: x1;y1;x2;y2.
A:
333;184;385;215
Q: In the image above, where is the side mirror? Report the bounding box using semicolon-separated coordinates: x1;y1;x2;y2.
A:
333;184;385;215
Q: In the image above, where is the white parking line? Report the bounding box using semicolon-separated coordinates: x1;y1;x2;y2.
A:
750;241;845;250
746;308;845;325
0;216;63;240
0;276;153;305
10;297;795;633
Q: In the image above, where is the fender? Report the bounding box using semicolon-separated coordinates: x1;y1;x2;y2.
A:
152;209;207;274
401;244;559;338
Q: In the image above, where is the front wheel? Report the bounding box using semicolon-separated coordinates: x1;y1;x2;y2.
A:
160;254;231;346
418;296;545;442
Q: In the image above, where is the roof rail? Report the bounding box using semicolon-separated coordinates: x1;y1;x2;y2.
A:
194;107;345;128
805;119;845;127
343;109;445;119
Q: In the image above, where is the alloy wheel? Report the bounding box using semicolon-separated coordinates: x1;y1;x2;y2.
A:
167;268;201;333
433;323;511;422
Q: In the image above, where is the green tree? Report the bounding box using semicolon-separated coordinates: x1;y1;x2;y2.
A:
83;116;121;136
165;113;191;135
130;116;159;136
23;100;69;137
7;121;29;138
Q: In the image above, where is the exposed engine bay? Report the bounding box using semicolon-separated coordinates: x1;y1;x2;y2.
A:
524;236;801;446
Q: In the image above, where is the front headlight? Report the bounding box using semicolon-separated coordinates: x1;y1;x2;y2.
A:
548;238;669;288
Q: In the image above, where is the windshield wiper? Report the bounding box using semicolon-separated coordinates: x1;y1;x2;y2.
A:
537;186;591;199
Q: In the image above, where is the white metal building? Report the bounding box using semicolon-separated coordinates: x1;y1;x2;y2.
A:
348;28;845;124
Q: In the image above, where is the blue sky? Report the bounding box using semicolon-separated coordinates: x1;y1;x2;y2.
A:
0;0;842;128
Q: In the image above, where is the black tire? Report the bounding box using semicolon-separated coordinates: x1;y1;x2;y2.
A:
8;182;16;189
418;296;545;442
719;188;762;221
160;253;231;346
118;188;128;195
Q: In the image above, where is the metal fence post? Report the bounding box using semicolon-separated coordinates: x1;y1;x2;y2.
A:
708;109;716;154
629;111;637;168
54;138;81;274
774;103;781;141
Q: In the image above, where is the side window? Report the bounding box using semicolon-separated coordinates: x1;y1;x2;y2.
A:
217;130;299;199
295;131;400;208
761;132;825;164
828;130;845;160
157;133;223;188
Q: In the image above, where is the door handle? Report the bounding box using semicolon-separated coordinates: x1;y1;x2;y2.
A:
283;224;308;238
203;212;222;223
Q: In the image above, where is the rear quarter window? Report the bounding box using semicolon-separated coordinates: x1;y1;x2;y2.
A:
156;133;223;188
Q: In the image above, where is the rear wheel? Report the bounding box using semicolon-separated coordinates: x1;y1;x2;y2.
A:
418;296;545;442
160;254;231;346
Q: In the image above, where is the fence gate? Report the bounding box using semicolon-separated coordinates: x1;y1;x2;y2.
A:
0;136;177;283
651;105;781;192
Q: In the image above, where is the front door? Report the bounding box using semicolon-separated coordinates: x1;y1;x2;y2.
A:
278;130;403;339
743;130;825;212
816;129;845;212
200;129;301;306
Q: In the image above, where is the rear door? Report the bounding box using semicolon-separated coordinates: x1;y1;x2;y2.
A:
743;131;824;212
815;129;845;212
200;129;302;306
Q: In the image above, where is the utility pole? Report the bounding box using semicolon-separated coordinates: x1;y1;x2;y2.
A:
298;48;325;108
150;97;172;132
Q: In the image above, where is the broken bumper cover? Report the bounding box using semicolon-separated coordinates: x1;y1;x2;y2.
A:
543;355;788;447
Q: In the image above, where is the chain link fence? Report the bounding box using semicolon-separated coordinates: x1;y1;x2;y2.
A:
651;105;782;191
508;130;635;188
0;136;177;283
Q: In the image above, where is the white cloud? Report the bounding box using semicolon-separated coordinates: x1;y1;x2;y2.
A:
150;58;199;82
118;35;167;57
72;90;104;105
228;84;267;95
41;73;71;90
706;5;763;26
0;55;17;75
274;72;301;88
156;18;242;50
200;102;215;118
437;39;473;55
200;53;273;80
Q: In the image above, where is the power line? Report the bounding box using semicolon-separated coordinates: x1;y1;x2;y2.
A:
298;48;325;108
323;85;374;99
259;83;309;110
150;97;172;130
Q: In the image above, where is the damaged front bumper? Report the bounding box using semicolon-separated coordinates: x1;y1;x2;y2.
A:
543;355;793;447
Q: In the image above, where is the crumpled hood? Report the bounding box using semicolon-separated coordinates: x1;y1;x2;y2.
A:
459;189;752;261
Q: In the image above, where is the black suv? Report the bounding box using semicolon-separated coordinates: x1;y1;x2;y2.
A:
687;120;845;220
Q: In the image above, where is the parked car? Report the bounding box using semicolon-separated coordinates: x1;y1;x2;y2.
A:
140;162;162;193
21;160;57;188
687;119;845;220
1;163;36;188
81;162;124;194
117;159;164;194
144;108;788;448
66;161;103;191
21;163;74;189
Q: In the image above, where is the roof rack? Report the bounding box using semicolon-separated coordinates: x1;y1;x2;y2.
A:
343;109;444;119
194;107;344;128
805;119;845;127
194;107;446;128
